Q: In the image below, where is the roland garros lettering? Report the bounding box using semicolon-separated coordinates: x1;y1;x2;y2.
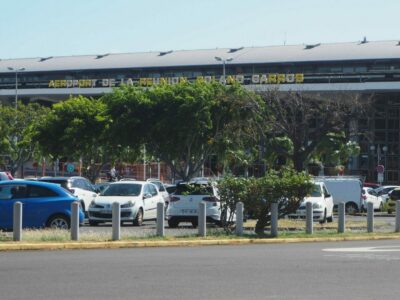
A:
48;73;304;88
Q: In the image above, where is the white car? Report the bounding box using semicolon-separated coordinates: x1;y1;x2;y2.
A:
361;187;384;212
291;182;334;223
88;181;163;226
166;181;225;228
38;176;97;215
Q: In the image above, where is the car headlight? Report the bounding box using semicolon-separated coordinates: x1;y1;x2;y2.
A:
121;201;134;208
312;203;323;209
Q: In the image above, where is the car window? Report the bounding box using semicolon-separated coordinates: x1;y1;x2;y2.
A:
39;179;69;189
101;183;141;196
28;185;59;198
0;185;13;200
149;184;158;196
310;184;322;197
175;183;213;196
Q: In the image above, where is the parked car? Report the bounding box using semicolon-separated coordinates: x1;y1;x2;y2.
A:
88;181;163;226
0;180;84;230
290;182;334;223
146;178;170;207
0;172;13;181
94;182;111;194
361;187;384;212
166;181;226;228
38;176;98;215
386;188;400;214
373;185;399;204
314;176;362;214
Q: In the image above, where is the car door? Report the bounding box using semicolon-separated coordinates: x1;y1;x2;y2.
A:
0;184;15;229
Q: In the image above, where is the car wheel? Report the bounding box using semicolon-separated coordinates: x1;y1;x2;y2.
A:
89;220;99;226
168;219;179;228
133;208;143;226
319;209;327;224
327;211;334;223
345;203;358;215
46;214;70;229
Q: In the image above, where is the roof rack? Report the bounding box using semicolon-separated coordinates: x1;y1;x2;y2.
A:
39;56;53;62
159;50;173;56
304;43;320;50
228;47;244;53
95;53;109;59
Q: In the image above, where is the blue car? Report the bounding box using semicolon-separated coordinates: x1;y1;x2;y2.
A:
0;180;84;230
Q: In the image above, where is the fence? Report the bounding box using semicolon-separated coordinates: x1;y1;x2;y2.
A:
9;200;400;242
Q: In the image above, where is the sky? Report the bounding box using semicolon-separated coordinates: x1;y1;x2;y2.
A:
1;0;400;59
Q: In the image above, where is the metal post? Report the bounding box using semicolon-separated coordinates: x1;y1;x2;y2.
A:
395;200;400;232
156;202;165;237
112;202;120;241
338;202;345;233
367;201;374;233
271;202;278;237
235;202;244;236
71;201;80;241
13;202;22;241
306;202;313;234
198;202;206;237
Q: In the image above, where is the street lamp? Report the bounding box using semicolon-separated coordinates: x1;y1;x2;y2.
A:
7;67;25;110
214;56;233;84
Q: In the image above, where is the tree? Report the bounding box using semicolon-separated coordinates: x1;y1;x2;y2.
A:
0;102;50;176
218;168;313;234
262;90;366;172
104;82;266;181
33;96;128;182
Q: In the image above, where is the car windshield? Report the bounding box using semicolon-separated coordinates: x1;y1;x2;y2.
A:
175;183;213;196
39;179;69;189
100;183;141;196
310;184;322;197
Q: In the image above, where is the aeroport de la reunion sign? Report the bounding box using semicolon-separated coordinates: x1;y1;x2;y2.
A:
48;73;305;88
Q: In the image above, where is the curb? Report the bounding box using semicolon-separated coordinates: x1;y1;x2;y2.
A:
1;234;400;251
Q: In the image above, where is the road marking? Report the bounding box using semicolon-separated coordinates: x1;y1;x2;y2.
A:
323;246;400;253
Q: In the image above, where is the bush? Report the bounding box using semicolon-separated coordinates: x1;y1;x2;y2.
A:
218;168;313;234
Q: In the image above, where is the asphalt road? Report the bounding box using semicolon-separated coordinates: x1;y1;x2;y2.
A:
1;239;400;300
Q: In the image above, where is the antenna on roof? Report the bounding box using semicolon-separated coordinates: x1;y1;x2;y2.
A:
159;50;173;56
39;56;53;62
95;53;109;59
360;36;368;44
304;43;320;50
228;47;243;53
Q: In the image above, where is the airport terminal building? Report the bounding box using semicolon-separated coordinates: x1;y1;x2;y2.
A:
1;40;400;183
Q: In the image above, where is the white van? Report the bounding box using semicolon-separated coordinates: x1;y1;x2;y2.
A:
313;176;362;214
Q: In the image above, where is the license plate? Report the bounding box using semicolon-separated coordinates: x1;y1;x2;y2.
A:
181;209;197;214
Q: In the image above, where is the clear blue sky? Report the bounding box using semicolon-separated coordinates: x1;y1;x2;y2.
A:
1;0;399;59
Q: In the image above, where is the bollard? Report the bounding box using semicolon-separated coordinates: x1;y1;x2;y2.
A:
112;202;120;241
367;201;374;233
156;202;165;237
271;202;278;237
306;202;313;234
396;200;400;233
338;202;345;233
235;202;244;236
71;201;80;241
13;201;22;241
198;202;206;237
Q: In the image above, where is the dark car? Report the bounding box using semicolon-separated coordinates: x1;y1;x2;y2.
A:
0;180;84;230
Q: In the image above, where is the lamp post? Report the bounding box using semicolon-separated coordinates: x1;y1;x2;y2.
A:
214;56;233;84
7;67;25;110
370;144;388;184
